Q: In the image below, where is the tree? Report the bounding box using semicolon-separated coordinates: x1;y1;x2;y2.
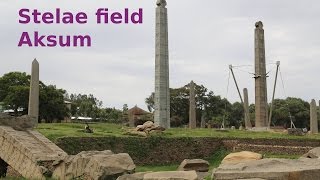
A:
100;107;123;123
145;93;155;112
3;86;29;116
145;82;232;127
0;72;68;121
272;97;310;128
229;102;244;128
40;85;69;122
0;72;31;115
0;72;30;100
68;93;103;119
122;104;129;112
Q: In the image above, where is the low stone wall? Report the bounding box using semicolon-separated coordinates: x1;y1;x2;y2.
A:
55;137;320;165
56;137;222;165
222;138;318;155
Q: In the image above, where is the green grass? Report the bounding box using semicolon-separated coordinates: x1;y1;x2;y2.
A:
37;123;320;141
264;153;300;159
37;123;125;141
136;164;178;172
135;148;229;179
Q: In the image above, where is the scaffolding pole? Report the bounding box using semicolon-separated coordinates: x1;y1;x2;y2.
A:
268;61;280;128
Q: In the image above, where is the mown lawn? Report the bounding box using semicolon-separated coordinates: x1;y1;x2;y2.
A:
37;122;320;141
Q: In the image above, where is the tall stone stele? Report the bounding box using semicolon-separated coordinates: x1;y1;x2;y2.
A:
189;81;196;129
310;99;318;134
28;59;39;123
243;88;252;129
154;0;170;129
254;21;268;128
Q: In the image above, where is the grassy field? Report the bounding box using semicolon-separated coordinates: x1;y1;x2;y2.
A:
37;122;320;141
3;123;305;179
135;148;229;179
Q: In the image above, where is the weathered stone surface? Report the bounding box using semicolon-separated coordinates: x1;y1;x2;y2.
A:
177;159;209;172
0;115;37;131
156;0;167;7
302;147;320;158
28;59;40;123
189;81;196;129
0;126;67;179
213;158;320;180
6;166;22;178
126;121;165;137
243;88;252;129
154;0;170;129
221;151;262;164
117;171;198;180
143;171;198;180
143;121;154;129
53;150;136;180
254;21;268;128
310;99;318;134
200;115;206;128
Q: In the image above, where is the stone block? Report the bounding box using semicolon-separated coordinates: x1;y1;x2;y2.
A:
221;151;262;165
177;159;209;172
143;171;198;180
213;158;320;180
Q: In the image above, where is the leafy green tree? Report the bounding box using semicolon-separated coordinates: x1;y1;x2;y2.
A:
3;86;29;116
0;72;31;115
0;72;30;100
100;107;123;123
272;97;310;128
40;85;69;122
145;82;232;127
229;102;244;128
68;94;103;119
0;72;68;121
145;93;155;112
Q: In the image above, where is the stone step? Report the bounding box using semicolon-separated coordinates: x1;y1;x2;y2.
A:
234;143;312;155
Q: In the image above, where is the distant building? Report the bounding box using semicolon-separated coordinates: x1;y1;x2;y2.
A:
71;117;93;121
127;106;152;127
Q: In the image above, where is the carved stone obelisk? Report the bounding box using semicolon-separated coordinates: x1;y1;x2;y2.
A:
189;81;196;129
254;21;268;128
243;88;252;129
154;0;170;129
28;59;39;123
310;99;318;134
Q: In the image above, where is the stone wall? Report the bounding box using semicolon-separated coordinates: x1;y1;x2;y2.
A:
56;137;222;165
55;137;318;165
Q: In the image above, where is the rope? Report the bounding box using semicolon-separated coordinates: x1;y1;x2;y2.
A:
222;69;231;129
279;67;296;128
232;67;255;75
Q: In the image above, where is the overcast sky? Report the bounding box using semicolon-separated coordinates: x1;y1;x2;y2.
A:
0;0;319;110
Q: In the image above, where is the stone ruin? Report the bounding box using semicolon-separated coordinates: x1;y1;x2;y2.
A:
0;113;207;180
0;59;138;179
125;121;166;137
0;115;137;179
212;149;320;180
